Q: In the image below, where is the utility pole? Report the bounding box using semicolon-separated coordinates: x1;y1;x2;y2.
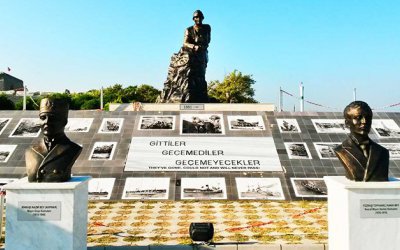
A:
353;88;357;101
300;82;304;112
100;87;104;110
279;87;283;112
23;85;27;111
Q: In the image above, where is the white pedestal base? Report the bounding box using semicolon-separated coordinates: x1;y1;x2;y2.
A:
324;176;400;250
5;176;91;250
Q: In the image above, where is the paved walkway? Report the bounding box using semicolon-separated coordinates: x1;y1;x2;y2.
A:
0;200;328;249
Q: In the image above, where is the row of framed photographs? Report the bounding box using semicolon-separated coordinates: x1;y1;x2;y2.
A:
84;177;327;201
1;177;326;200
285;142;400;160
0;177;326;201
0;118;123;137
0;142;118;162
278;118;400;138
0;115;265;137
2;116;400;138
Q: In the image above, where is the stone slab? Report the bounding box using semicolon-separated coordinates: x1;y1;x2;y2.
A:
5;176;90;250
325;176;400;250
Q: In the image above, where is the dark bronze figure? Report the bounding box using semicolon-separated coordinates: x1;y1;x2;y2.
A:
158;10;211;103
334;101;389;181
25;98;82;182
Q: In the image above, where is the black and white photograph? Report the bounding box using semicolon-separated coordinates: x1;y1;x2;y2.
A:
138;115;175;130
0;145;17;163
88;178;115;200
227;115;265;130
311;119;348;133
122;177;170;200
291;178;327;198
380;143;400;159
9;118;41;137
0;118;12;135
181;177;227;200
0;178;18;196
313;142;341;159
181;114;225;135
89;142;117;160
65;118;93;132
276;119;301;133
98;118;124;133
372;119;400;138
284;142;312;159
235;177;285;200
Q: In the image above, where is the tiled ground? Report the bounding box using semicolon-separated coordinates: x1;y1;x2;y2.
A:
84;200;328;246
1;110;399;201
1;200;328;247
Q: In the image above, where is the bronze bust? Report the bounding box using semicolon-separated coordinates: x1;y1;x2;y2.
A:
334;101;389;181
25;98;82;182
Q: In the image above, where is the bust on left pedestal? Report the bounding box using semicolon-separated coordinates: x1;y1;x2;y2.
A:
25;98;82;182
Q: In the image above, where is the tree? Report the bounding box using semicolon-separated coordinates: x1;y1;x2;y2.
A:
15;97;40;110
121;85;137;103
70;92;98;110
135;84;161;103
0;94;15;110
103;84;123;104
81;98;100;110
208;70;258;103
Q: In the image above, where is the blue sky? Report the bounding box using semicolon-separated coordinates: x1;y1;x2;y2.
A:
1;0;400;111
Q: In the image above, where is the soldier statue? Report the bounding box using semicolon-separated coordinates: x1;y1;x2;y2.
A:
334;101;389;181
158;10;211;103
25;98;82;182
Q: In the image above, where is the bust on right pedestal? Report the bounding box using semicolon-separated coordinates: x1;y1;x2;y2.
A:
334;101;389;181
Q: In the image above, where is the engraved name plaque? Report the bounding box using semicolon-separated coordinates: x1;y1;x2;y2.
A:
360;199;400;218
18;201;62;221
180;104;204;110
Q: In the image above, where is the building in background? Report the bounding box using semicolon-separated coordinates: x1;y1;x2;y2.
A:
0;72;23;91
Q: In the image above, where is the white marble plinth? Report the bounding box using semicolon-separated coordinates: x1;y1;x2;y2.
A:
324;176;400;250
5;176;91;250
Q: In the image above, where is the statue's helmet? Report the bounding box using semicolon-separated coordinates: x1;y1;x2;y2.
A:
39;98;69;120
193;10;204;20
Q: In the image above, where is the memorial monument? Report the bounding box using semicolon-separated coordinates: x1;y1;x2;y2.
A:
5;97;89;250
26;98;82;182
325;101;400;250
157;10;211;103
334;100;389;181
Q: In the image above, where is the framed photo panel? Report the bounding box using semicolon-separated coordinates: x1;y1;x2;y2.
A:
291;178;327;198
235;177;285;200
276;119;301;133
9;118;41;137
0;145;17;163
181;114;225;135
65;118;93;133
313;142;341;159
372;119;400;138
138;116;175;130
88;178;115;200
122;177;170;200
181;177;227;200
227;115;265;130
311;119;348;133
0;118;12;135
284;142;312;159
98;118;124;133
89;142;117;160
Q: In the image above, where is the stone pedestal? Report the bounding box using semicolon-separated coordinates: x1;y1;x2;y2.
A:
324;176;400;250
5;176;91;250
